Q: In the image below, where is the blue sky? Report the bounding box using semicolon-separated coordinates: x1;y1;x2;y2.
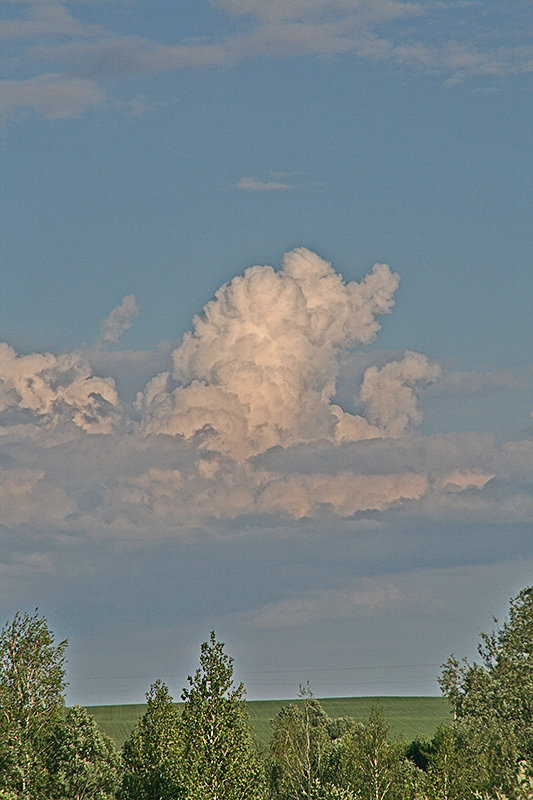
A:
1;0;532;706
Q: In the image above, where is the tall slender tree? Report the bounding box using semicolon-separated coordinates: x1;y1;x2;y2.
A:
121;679;182;800
0;610;67;799
335;705;411;800
180;631;265;800
269;685;331;800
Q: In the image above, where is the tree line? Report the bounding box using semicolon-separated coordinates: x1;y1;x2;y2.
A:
0;587;532;800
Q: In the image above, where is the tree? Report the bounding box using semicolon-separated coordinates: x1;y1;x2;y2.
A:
307;780;356;800
121;679;182;800
0;610;67;799
47;705;121;800
269;685;332;800
407;725;469;800
439;586;533;795
180;631;265;800
335;705;411;800
478;762;533;800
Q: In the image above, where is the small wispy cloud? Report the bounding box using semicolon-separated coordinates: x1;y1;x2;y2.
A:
97;295;139;348
2;0;533;122
237;175;296;192
0;74;107;121
239;583;404;629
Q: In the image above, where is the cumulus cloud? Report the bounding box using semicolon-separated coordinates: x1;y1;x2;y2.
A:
359;351;441;437
0;247;530;534
0;343;120;435
137;248;400;458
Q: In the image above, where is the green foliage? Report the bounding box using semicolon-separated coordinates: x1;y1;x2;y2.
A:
333;705;416;800
514;762;533;800
422;724;470;800
307;779;357;800
48;705;121;800
180;631;266;800
439;586;533;795
510;762;533;800
269;685;332;800
121;679;182;800
477;761;533;800
1;590;530;800
0;609;67;799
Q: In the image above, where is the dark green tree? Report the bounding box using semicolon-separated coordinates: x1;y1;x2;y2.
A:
48;705;121;800
408;725;468;800
439;586;533;795
180;631;265;800
121;679;183;800
0;610;67;799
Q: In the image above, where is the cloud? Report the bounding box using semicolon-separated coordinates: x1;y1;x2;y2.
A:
237;176;296;191
137;248;400;458
210;0;423;26
96;294;139;348
0;74;107;120
0;343;120;435
437;469;494;493
0;247;531;536
0;466;76;525
429;370;524;397
359;351;441;437
0;3;99;40
2;0;533;122
255;469;429;518
239;582;404;628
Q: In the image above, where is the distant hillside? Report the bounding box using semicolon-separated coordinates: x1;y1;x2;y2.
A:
87;696;451;750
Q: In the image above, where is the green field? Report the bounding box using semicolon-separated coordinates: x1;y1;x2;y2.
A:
87;696;451;751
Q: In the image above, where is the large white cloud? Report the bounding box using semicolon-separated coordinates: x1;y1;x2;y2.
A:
0;248;530;534
138;248;402;458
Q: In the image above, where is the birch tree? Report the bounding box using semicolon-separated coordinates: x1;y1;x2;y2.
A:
180;631;265;800
335;706;408;800
0;610;67;799
269;686;331;800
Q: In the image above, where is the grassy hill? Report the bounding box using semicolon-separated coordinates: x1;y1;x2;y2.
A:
87;696;451;750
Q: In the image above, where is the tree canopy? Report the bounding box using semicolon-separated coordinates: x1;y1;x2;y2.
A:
121;679;183;800
0;609;67;799
439;586;533;795
1;589;532;800
180;631;266;800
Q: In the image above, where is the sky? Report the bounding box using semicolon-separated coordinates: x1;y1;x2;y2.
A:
1;0;533;707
